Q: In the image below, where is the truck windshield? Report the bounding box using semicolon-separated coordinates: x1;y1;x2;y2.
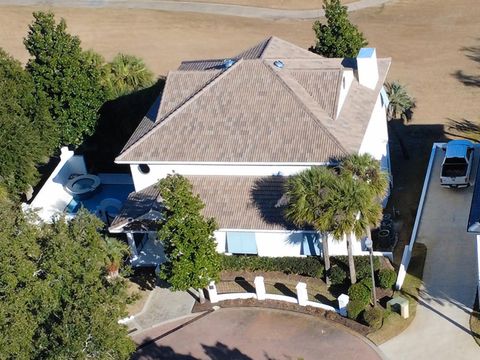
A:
444;157;466;165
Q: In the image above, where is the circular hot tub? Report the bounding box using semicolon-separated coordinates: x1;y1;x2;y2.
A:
64;174;101;200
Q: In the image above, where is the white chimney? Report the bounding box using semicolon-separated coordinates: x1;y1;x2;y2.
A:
357;48;379;90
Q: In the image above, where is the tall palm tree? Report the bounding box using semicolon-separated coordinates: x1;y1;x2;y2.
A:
285;166;336;285
340;153;389;198
384;81;416;122
325;174;383;284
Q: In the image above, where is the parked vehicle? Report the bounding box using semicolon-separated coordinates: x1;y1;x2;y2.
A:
440;140;475;188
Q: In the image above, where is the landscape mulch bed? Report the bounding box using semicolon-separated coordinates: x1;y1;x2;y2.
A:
192;298;371;337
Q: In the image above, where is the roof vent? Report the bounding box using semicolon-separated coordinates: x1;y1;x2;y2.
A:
273;60;284;69
223;59;235;68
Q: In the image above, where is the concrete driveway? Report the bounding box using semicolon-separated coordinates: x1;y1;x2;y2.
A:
381;146;480;359
133;307;385;359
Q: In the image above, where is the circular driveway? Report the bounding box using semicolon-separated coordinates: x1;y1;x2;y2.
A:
133;307;384;359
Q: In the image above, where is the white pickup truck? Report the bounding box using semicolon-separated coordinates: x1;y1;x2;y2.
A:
440;140;475;188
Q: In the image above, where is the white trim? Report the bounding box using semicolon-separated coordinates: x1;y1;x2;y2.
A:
219;228;318;234
116;160;331;166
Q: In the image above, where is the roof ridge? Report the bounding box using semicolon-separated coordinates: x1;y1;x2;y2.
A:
263;62;348;155
117;60;243;161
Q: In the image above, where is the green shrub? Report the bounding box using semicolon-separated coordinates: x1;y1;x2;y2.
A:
363;307;384;330
348;282;371;306
331;256;380;282
220;255;324;278
378;269;397;289
360;277;373;291
355;256;380;281
347;300;366;320
329;265;347;285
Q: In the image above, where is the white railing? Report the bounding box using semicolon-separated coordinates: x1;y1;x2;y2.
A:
207;276;348;316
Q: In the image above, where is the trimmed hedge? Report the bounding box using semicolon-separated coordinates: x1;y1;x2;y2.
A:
347;300;365;320
378;269;397;289
363;307;384;330
220;255;324;278
329;265;347;285
348;282;371;306
331;256;380;282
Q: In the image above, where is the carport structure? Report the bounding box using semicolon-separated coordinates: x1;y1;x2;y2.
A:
382;143;480;359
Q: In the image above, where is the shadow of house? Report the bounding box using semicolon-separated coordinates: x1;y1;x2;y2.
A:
79;78;165;173
385;119;448;262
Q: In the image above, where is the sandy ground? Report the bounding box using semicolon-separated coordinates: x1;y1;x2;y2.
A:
0;0;479;125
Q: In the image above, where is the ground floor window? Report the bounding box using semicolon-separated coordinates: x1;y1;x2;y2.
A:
300;233;321;256
226;231;258;255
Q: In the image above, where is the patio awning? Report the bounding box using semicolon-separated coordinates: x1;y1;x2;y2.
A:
226;232;258;254
300;233;321;256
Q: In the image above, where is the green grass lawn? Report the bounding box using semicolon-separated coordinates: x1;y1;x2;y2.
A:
367;242;427;345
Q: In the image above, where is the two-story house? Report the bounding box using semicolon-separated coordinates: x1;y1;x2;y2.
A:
108;37;391;266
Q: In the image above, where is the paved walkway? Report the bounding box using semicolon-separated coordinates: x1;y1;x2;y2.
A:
132;307;386;359
381;147;480;359
0;0;392;19
126;286;195;334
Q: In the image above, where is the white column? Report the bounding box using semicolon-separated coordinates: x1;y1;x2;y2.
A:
338;294;349;317
126;233;138;258
296;282;308;306
254;276;266;300
477;235;480;302
207;281;219;303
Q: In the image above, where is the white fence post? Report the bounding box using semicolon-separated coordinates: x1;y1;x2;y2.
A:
207;281;219;303
395;246;411;290
337;294;349;317
254;276;266;300
477;235;480;302
296;282;308;306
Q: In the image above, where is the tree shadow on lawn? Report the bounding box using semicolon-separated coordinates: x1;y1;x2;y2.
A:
453;43;480;87
128;267;157;291
445;118;480;142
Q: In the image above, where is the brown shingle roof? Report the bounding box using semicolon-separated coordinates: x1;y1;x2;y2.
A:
109;175;292;232
117;37;391;164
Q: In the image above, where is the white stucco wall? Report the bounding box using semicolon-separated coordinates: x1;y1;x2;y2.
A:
130;163;324;191
25;147;86;222
358;92;389;170
215;229;364;257
336;69;354;118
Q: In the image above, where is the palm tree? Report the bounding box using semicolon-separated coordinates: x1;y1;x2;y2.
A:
103;237;129;278
105;53;155;98
384;81;416;122
325;174;383;284
340;153;389;199
285;166;336;285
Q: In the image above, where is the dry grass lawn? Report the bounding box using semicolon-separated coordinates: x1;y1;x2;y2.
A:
0;0;478;126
